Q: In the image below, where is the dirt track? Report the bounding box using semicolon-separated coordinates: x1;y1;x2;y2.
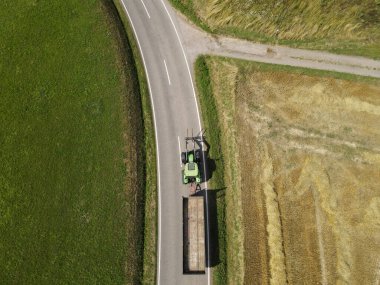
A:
173;11;380;79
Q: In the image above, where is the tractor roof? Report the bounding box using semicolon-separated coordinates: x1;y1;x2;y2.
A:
185;162;199;177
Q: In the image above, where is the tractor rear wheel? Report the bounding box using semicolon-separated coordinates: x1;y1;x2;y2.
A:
195;150;201;162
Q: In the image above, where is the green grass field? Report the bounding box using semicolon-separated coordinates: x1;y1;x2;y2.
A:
170;0;380;58
0;0;145;283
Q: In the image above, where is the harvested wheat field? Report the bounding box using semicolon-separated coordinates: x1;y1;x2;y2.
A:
202;57;380;284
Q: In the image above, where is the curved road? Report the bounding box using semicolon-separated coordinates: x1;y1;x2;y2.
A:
120;1;210;284
120;1;380;285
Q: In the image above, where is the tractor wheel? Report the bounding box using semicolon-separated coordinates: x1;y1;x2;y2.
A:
181;152;187;164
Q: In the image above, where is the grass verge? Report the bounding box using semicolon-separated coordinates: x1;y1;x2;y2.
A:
194;56;227;285
0;0;145;283
167;0;212;33
113;1;158;284
216;56;380;84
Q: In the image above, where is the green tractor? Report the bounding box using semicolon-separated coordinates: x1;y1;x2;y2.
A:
181;133;202;189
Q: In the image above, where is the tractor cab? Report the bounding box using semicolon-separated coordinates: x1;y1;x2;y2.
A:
182;152;201;184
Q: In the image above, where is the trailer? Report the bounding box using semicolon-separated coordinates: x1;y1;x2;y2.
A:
183;196;205;274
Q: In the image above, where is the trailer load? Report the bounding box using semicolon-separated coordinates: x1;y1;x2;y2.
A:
183;196;205;273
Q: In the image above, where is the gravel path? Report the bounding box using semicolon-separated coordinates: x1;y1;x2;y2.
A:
175;12;380;78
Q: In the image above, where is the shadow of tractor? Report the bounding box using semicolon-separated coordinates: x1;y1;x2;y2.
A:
191;135;217;183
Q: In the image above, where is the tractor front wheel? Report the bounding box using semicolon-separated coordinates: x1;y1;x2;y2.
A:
181;152;187;164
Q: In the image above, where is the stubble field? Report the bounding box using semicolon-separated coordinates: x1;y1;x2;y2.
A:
197;56;380;284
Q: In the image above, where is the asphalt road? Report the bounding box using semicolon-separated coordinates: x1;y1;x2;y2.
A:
120;1;210;284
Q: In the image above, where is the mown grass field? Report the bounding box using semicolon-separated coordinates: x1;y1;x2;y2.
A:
170;0;380;58
195;55;380;284
0;0;146;283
